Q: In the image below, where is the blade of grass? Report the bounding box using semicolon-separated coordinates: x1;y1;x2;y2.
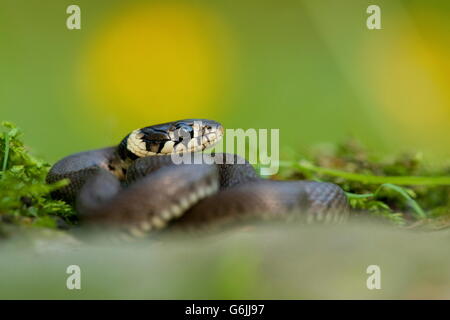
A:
345;192;374;199
346;183;426;219
2;132;10;172
374;183;426;219
286;160;450;186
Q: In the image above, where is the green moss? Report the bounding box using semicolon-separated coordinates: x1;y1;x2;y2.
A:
278;139;450;227
0;122;74;229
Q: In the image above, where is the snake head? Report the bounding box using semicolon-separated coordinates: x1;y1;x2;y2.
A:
118;119;224;160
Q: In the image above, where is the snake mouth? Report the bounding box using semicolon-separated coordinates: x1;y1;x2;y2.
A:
119;119;224;160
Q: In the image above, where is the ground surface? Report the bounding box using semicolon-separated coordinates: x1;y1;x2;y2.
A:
1;222;450;299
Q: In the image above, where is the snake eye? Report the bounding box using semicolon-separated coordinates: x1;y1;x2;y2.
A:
174;125;194;144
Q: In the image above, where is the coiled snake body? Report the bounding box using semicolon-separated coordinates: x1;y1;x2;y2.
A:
47;119;349;235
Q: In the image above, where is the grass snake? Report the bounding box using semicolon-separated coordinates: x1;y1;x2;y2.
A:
47;119;349;236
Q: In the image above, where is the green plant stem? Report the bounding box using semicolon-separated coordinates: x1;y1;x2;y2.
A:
347;184;426;219
345;192;374;199
286;160;450;186
2;133;10;172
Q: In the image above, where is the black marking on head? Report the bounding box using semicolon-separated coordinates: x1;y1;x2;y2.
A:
139;127;171;153
140;127;170;140
157;142;166;153
143;138;169;153
118;134;139;160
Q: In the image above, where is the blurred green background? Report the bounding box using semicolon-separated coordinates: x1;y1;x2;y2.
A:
1;0;450;300
1;0;449;163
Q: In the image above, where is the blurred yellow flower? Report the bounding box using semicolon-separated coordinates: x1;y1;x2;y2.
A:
362;11;450;154
79;2;232;131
